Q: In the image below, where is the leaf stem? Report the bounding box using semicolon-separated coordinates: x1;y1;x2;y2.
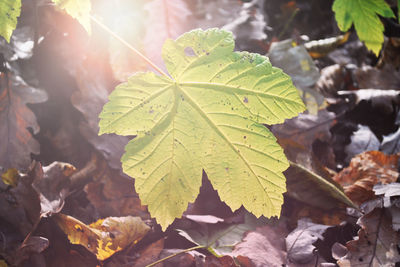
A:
90;15;170;78
146;245;205;267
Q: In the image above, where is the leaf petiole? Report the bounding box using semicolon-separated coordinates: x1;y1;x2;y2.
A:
90;15;170;78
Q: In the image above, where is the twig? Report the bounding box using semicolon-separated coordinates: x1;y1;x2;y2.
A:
90;15;169;78
146;245;205;267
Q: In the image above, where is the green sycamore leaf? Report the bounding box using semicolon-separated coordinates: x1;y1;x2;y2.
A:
332;0;395;56
51;0;91;34
398;0;400;23
0;0;21;43
99;28;305;230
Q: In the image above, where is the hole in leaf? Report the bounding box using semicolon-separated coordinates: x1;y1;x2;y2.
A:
184;47;196;57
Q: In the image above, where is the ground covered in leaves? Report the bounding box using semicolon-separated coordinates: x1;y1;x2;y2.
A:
1;0;400;266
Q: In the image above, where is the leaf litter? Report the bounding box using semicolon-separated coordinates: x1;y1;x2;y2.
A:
1;0;400;266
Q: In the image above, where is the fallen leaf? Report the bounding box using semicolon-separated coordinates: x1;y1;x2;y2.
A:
344;125;380;163
232;224;288;267
268;39;322;114
143;0;193;69
157;249;204;267
374;183;400;198
353;65;400;90
222;1;267;46
333;151;399;205
204;254;240;266
32;161;76;216
338;89;400;115
315;64;354;97
285;161;355;210
273;109;337;170
286;218;330;265
131;238;164;267
84;156;149;219
16;236;49;262
1;168;19;187
177;213;261;256
71;52;130;170
0;72;47;172
381;126;400;154
184;215;224;224
54;214;150;261
336;208;400;266
0;26;35;61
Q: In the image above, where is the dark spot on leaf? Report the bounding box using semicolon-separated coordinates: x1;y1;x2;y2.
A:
149;109;154;114
109;232;115;239
206;52;210;55
243;97;248;103
225;167;229;172
184;47;196;57
358;257;363;262
243;136;246;139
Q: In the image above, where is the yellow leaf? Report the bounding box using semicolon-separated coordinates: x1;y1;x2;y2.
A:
54;214;150;260
1;168;19;187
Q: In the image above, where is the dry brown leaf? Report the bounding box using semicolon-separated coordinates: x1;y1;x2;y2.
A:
336;208;400;266
333;151;399;205
0;72;47;172
84;156;148;219
131;238;164;267
71;52;129;170
32;161;76;216
54;213;150;261
232;224;287;267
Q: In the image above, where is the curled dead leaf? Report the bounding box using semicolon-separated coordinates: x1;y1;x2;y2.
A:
54;213;150;261
333;151;399;205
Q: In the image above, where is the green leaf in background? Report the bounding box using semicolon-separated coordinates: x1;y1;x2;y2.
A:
52;0;91;34
99;28;305;230
398;0;400;23
0;0;21;43
332;0;395;56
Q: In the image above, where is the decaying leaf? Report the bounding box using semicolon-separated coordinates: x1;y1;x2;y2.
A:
336;208;400;266
83;155;148;219
177;213;261;256
143;0;193;69
71;53;130;170
353;65;400;90
344;125;380;163
268;39;322;114
333;151;399;205
374;183;400;198
31;161;76;216
54;213;150;261
232;224;287;267
130;238;164;267
99;28;305;230
0;73;47;172
1;168;19;187
286;219;330;265
286;161;355;210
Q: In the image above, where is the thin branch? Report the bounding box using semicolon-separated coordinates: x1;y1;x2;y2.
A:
90;15;170;78
146;245;205;267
